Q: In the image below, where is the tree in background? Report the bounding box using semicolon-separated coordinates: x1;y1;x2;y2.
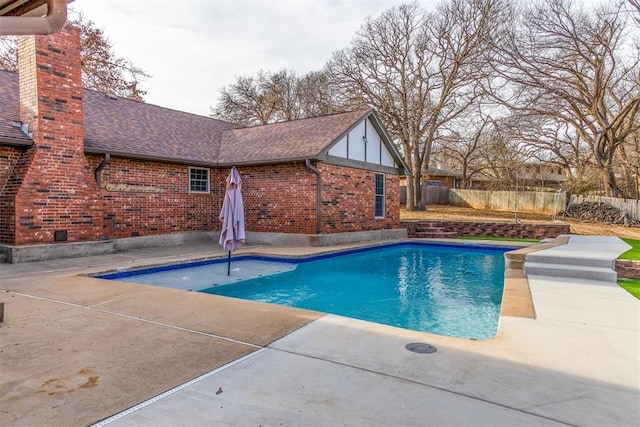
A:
327;0;509;210
476;115;536;190
431;107;494;188
0;13;150;101
211;69;342;126
491;0;640;197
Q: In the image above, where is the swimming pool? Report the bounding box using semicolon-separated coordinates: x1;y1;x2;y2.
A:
97;242;510;340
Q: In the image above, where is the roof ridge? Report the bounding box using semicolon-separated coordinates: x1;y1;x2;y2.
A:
235;108;373;130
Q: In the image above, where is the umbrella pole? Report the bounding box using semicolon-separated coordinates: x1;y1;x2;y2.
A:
227;251;231;275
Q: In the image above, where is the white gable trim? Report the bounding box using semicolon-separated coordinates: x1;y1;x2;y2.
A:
325;111;406;172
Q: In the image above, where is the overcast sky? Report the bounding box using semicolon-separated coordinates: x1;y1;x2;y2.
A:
70;0;420;116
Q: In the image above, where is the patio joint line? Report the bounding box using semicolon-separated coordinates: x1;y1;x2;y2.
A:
7;291;262;349
270;346;577;427
91;348;267;426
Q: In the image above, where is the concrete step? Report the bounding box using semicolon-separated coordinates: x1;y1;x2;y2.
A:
526;253;614;269
524;262;617;282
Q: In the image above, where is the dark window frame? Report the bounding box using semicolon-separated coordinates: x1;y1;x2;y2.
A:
374;173;385;218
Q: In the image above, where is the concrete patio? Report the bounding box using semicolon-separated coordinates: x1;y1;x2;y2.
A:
0;238;638;426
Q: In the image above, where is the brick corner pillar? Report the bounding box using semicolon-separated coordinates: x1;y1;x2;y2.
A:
12;25;103;245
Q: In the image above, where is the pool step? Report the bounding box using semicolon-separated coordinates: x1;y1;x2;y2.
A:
524;262;617;282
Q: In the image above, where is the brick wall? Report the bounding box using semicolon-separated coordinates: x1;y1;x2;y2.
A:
401;220;570;239
4;27;103;245
241;163;399;234
87;160;402;238
320;163;399;233
0;146;23;243
240;163;318;234
87;156;223;239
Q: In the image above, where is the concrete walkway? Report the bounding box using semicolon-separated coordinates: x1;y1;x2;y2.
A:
525;235;631;282
1;238;638;426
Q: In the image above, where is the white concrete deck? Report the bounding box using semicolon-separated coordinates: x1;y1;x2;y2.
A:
98;237;640;427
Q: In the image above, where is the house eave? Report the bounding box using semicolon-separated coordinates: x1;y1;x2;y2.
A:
0;137;33;147
83;148;216;168
216;155;321;168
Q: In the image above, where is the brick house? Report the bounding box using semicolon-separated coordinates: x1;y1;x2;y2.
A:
0;27;407;262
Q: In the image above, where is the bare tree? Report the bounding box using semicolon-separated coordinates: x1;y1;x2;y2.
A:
212;71;282;126
0;36;17;71
615;116;640;198
0;14;150;101
328;0;509;210
297;70;343;118
435;108;494;188
77;14;150;101
491;0;640;196
211;69;342;126
629;0;640;25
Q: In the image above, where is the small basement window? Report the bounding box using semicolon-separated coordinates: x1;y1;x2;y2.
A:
189;167;210;193
374;173;385;218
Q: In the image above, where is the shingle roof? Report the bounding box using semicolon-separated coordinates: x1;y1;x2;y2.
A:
218;109;371;165
0;70;33;144
0;70;375;166
82;90;238;164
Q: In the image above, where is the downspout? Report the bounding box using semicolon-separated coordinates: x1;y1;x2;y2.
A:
0;0;68;35
94;153;110;189
305;159;321;234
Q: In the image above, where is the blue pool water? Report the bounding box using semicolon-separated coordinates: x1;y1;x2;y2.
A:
201;243;508;339
97;243;509;340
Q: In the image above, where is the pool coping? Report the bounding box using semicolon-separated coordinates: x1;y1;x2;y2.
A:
500;235;571;319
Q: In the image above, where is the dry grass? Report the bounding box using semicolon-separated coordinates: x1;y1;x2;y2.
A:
400;205;640;240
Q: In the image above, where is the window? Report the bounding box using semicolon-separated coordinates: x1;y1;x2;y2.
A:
189;167;209;193
374;173;385;218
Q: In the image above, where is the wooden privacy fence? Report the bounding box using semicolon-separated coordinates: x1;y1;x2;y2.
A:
569;195;640;221
422;186;449;205
401;185;450;206
448;189;566;215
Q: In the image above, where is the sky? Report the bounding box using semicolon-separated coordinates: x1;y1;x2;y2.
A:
70;0;418;116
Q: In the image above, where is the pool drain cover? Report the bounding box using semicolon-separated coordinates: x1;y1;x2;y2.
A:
405;343;437;354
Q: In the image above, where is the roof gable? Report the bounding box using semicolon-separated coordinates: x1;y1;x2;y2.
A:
217;110;372;165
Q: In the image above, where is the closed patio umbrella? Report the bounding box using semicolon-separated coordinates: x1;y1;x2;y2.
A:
219;167;245;275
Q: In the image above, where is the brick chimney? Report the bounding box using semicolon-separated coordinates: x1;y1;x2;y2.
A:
8;25;102;245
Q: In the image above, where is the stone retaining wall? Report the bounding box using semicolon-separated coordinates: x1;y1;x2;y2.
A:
401;220;570;240
616;259;640;279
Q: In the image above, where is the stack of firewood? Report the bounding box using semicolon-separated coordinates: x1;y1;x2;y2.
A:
559;202;639;227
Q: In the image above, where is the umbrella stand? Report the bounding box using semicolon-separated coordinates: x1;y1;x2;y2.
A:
227;251;231;276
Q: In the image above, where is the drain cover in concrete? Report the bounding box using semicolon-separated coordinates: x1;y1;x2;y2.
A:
405;343;437;354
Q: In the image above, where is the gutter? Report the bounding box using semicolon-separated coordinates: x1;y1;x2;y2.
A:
0;0;68;35
305;159;322;234
94;153;110;189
